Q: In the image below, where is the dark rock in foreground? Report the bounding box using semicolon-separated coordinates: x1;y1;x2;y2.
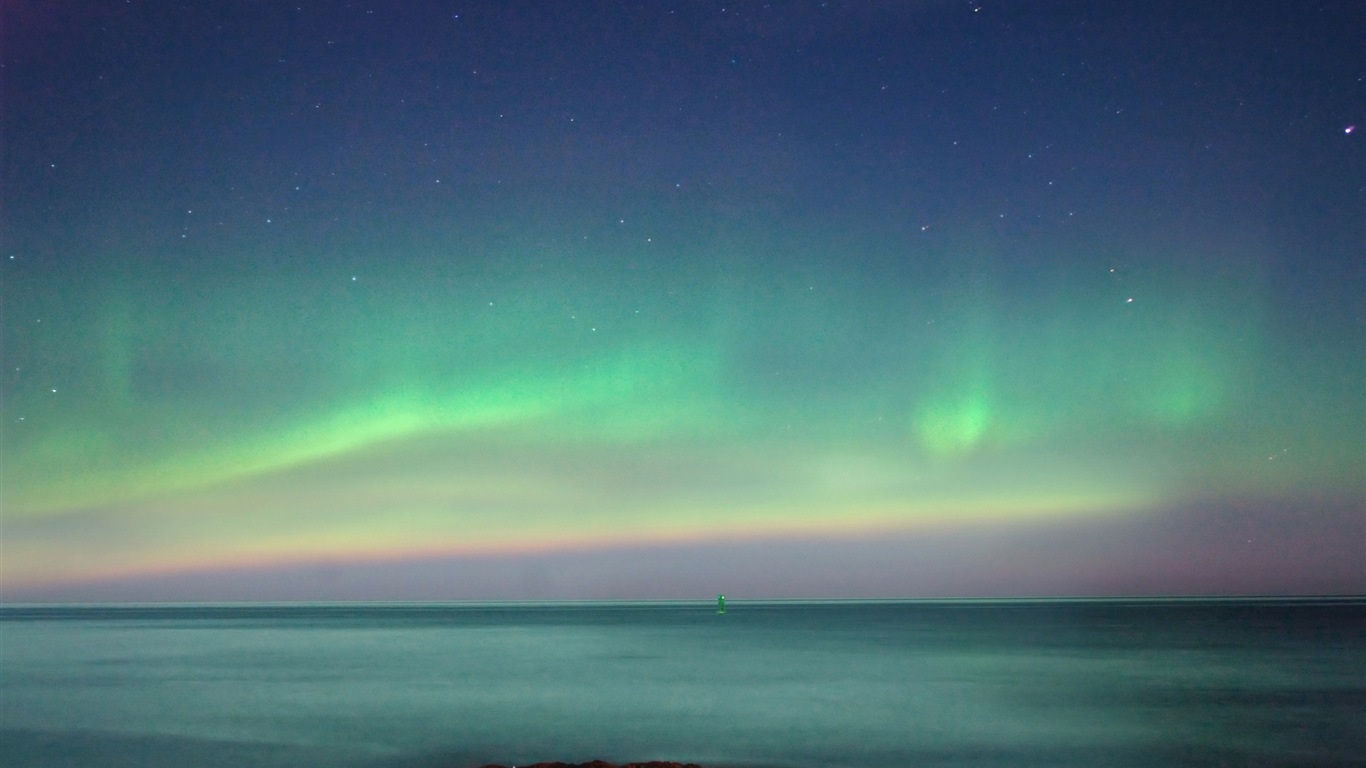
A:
478;762;703;768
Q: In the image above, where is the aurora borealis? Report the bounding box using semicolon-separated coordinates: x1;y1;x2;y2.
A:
3;1;1362;600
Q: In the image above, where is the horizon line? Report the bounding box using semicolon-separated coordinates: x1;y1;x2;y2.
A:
3;594;1363;611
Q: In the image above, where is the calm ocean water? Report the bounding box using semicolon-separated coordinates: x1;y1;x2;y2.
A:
0;599;1361;768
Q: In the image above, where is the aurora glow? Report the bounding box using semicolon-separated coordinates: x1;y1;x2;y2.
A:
2;1;1362;600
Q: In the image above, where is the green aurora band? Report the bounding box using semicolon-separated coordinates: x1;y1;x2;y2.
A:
6;220;1361;590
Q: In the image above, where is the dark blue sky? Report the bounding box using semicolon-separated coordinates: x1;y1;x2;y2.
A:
3;1;1363;600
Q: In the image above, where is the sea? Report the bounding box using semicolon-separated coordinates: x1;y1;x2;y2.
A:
1;599;1361;768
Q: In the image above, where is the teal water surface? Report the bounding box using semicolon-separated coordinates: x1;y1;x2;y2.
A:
1;599;1362;767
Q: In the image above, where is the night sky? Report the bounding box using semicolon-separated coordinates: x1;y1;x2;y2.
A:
3;1;1362;601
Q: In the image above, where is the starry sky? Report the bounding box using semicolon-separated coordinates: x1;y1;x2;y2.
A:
3;0;1362;601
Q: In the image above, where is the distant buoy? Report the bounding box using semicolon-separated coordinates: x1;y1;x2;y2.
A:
717;594;726;614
